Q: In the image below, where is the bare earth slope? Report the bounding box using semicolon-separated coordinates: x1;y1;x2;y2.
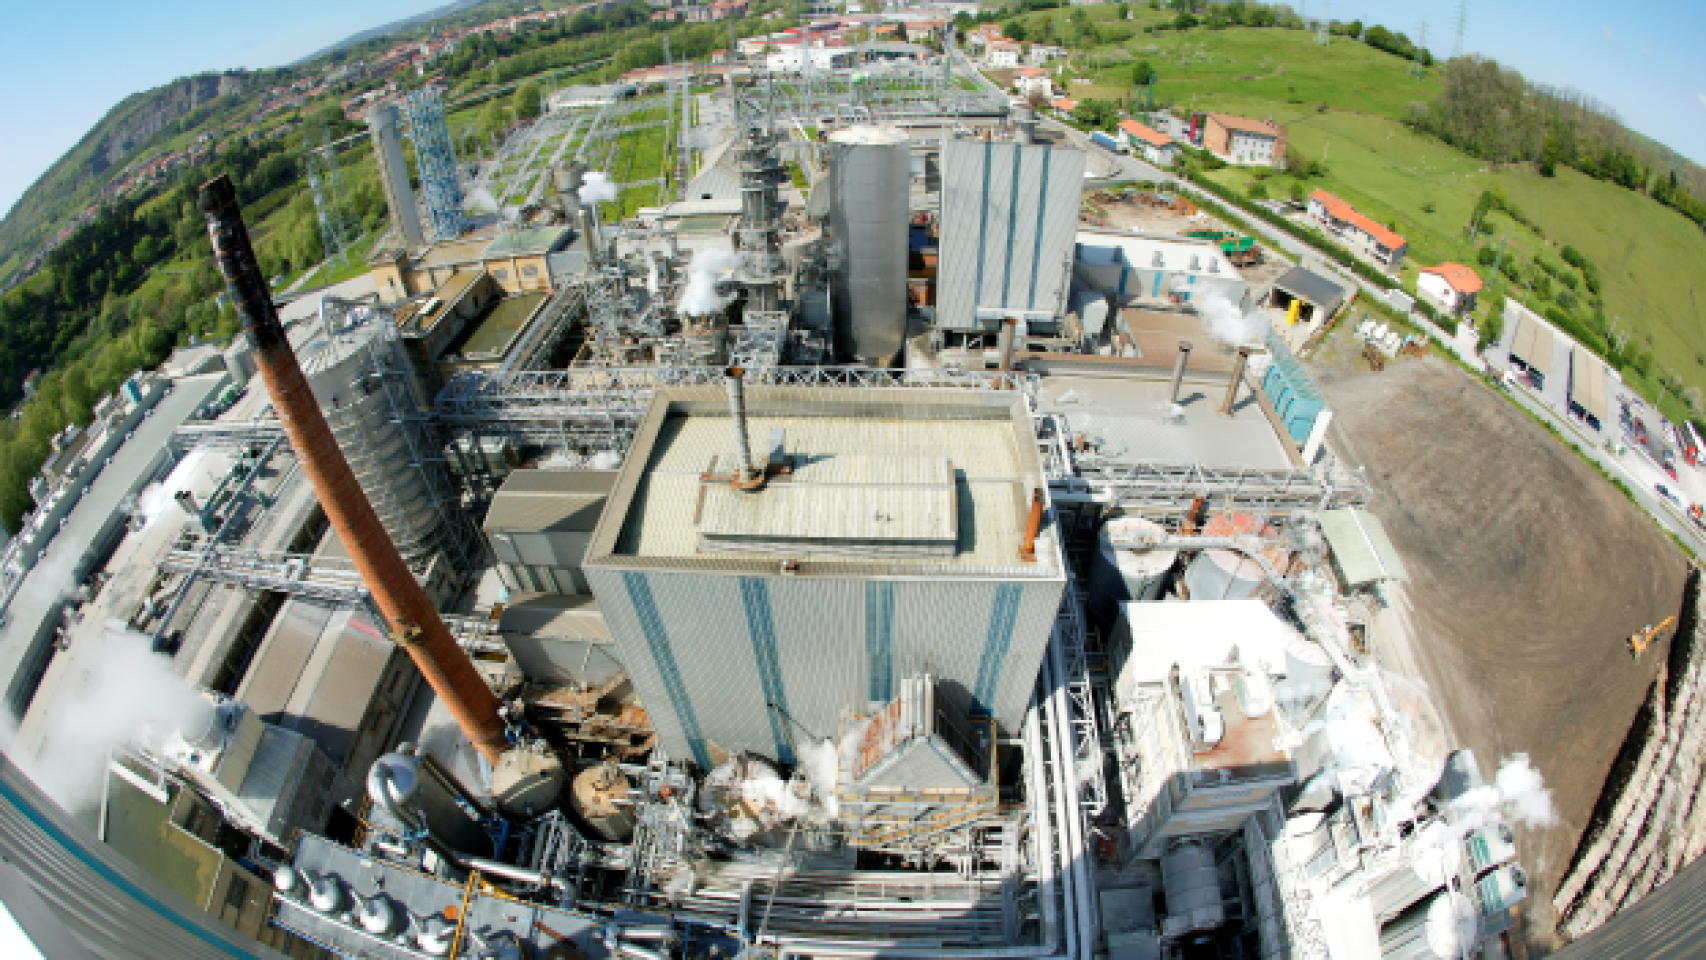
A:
1312;346;1687;954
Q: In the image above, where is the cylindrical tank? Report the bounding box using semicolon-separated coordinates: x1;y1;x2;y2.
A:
365;103;425;250
223;333;256;388
570;763;636;843
1089;517;1177;625
298;308;451;566
1161;841;1224;933
492;743;568;819
368;752;491;856
1275;631;1335;716
827;126;909;367
354;894;397;936
306;872;347;915
1183;513;1286;602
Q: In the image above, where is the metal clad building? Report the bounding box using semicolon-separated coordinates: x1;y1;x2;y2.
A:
936;137;1086;331
583;387;1065;768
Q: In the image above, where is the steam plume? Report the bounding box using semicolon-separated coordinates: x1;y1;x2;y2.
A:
676;249;737;317
578;171;619;205
1197;292;1270;348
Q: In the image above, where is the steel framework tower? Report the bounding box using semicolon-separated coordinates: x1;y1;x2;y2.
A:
733;95;786;314
404;86;468;241
305;124;363;268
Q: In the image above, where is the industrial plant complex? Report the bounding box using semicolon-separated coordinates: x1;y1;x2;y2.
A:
0;37;1542;960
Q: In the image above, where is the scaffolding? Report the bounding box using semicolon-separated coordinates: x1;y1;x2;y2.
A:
405;86;468;241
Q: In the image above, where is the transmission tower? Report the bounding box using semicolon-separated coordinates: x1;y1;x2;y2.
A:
1412;22;1429;79
404;86;469;242
1452;0;1468;59
305;123;362;269
1315;0;1330;46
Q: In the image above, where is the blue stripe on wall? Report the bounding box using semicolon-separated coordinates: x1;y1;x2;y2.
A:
974;141;992;309
1152;270;1163;297
1118;264;1129;296
974;584;1022;708
739;577;795;765
865;581;895;703
1001;143;1022;306
623;571;710;768
1028;148;1052;308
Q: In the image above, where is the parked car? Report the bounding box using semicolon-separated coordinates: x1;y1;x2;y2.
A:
1656;483;1682;506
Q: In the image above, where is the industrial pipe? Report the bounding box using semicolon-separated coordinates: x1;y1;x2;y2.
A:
199;175;508;764
725;367;762;490
1169;341;1192;404
1222;347;1251;416
1019;489;1044;562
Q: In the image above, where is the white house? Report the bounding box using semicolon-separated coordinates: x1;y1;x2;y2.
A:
1028;44;1067;65
1416;263;1483;317
1307;189;1408;271
765;46;856;72
1117;119;1180;167
1013;67;1053;100
987;40;1021;68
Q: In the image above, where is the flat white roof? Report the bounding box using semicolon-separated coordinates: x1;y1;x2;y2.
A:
1116;598;1299;687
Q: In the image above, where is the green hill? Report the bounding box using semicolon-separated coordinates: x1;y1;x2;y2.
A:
1028;7;1706;420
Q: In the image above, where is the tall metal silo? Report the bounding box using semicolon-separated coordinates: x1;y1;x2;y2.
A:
298;300;468;567
364;103;424;250
826;126;909;367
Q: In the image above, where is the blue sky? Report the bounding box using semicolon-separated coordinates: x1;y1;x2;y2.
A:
0;0;1702;219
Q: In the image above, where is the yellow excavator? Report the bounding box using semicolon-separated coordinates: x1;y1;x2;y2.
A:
1629;616;1677;659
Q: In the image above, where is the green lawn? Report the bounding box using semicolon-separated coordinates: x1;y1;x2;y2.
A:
1051;19;1440;121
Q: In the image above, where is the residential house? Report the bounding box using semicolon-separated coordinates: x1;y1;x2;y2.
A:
1014;67;1053;100
737;35;773;56
1049;97;1077;118
1118;119;1180;167
1307;189;1409;271
1202;113;1286;166
1028;44;1068;64
905;19;946;42
1417;263;1483;317
987;40;1022;68
710;49;728;63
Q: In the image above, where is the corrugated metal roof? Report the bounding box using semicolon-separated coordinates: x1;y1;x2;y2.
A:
1318;507;1410;585
482;226;571;259
1510;312;1554;375
484;469;617;533
1272;266;1347;317
1570;346;1608;423
697;456;958;556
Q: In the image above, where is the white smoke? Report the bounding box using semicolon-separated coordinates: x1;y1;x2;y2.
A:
645;255;659;296
3;627;215;818
1451;753;1557;830
577;171;620;205
1197;292;1270;347
132;448;212;532
464;184;500;215
676;249;737;317
796;737;841;818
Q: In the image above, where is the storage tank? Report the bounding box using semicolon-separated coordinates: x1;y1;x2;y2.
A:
1183;513;1287;602
492;742;568;819
367;752;491;856
826;126;909;367
1089;517;1177;625
570;762;636;843
365;102;425;250
298;304;454;566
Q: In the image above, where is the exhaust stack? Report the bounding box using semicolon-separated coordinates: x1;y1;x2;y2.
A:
1222;347;1251;416
724;367;763;490
1169;340;1192;404
198;175;507;764
1019;489;1045;562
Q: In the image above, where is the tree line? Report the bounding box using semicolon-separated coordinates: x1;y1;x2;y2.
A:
1409;57;1706;229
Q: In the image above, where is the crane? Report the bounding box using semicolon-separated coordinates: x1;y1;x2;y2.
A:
1628;616;1677;659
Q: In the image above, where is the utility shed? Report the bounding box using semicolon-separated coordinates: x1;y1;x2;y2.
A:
583;386;1066;769
485;470;617;596
1318;508;1410;586
1569;346;1609;429
1269;267;1346;323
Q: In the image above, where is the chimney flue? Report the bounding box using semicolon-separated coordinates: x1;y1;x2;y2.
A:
1222;347;1251;416
725;366;762;490
1019;488;1045;562
198;175;508;765
1169;340;1192;404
